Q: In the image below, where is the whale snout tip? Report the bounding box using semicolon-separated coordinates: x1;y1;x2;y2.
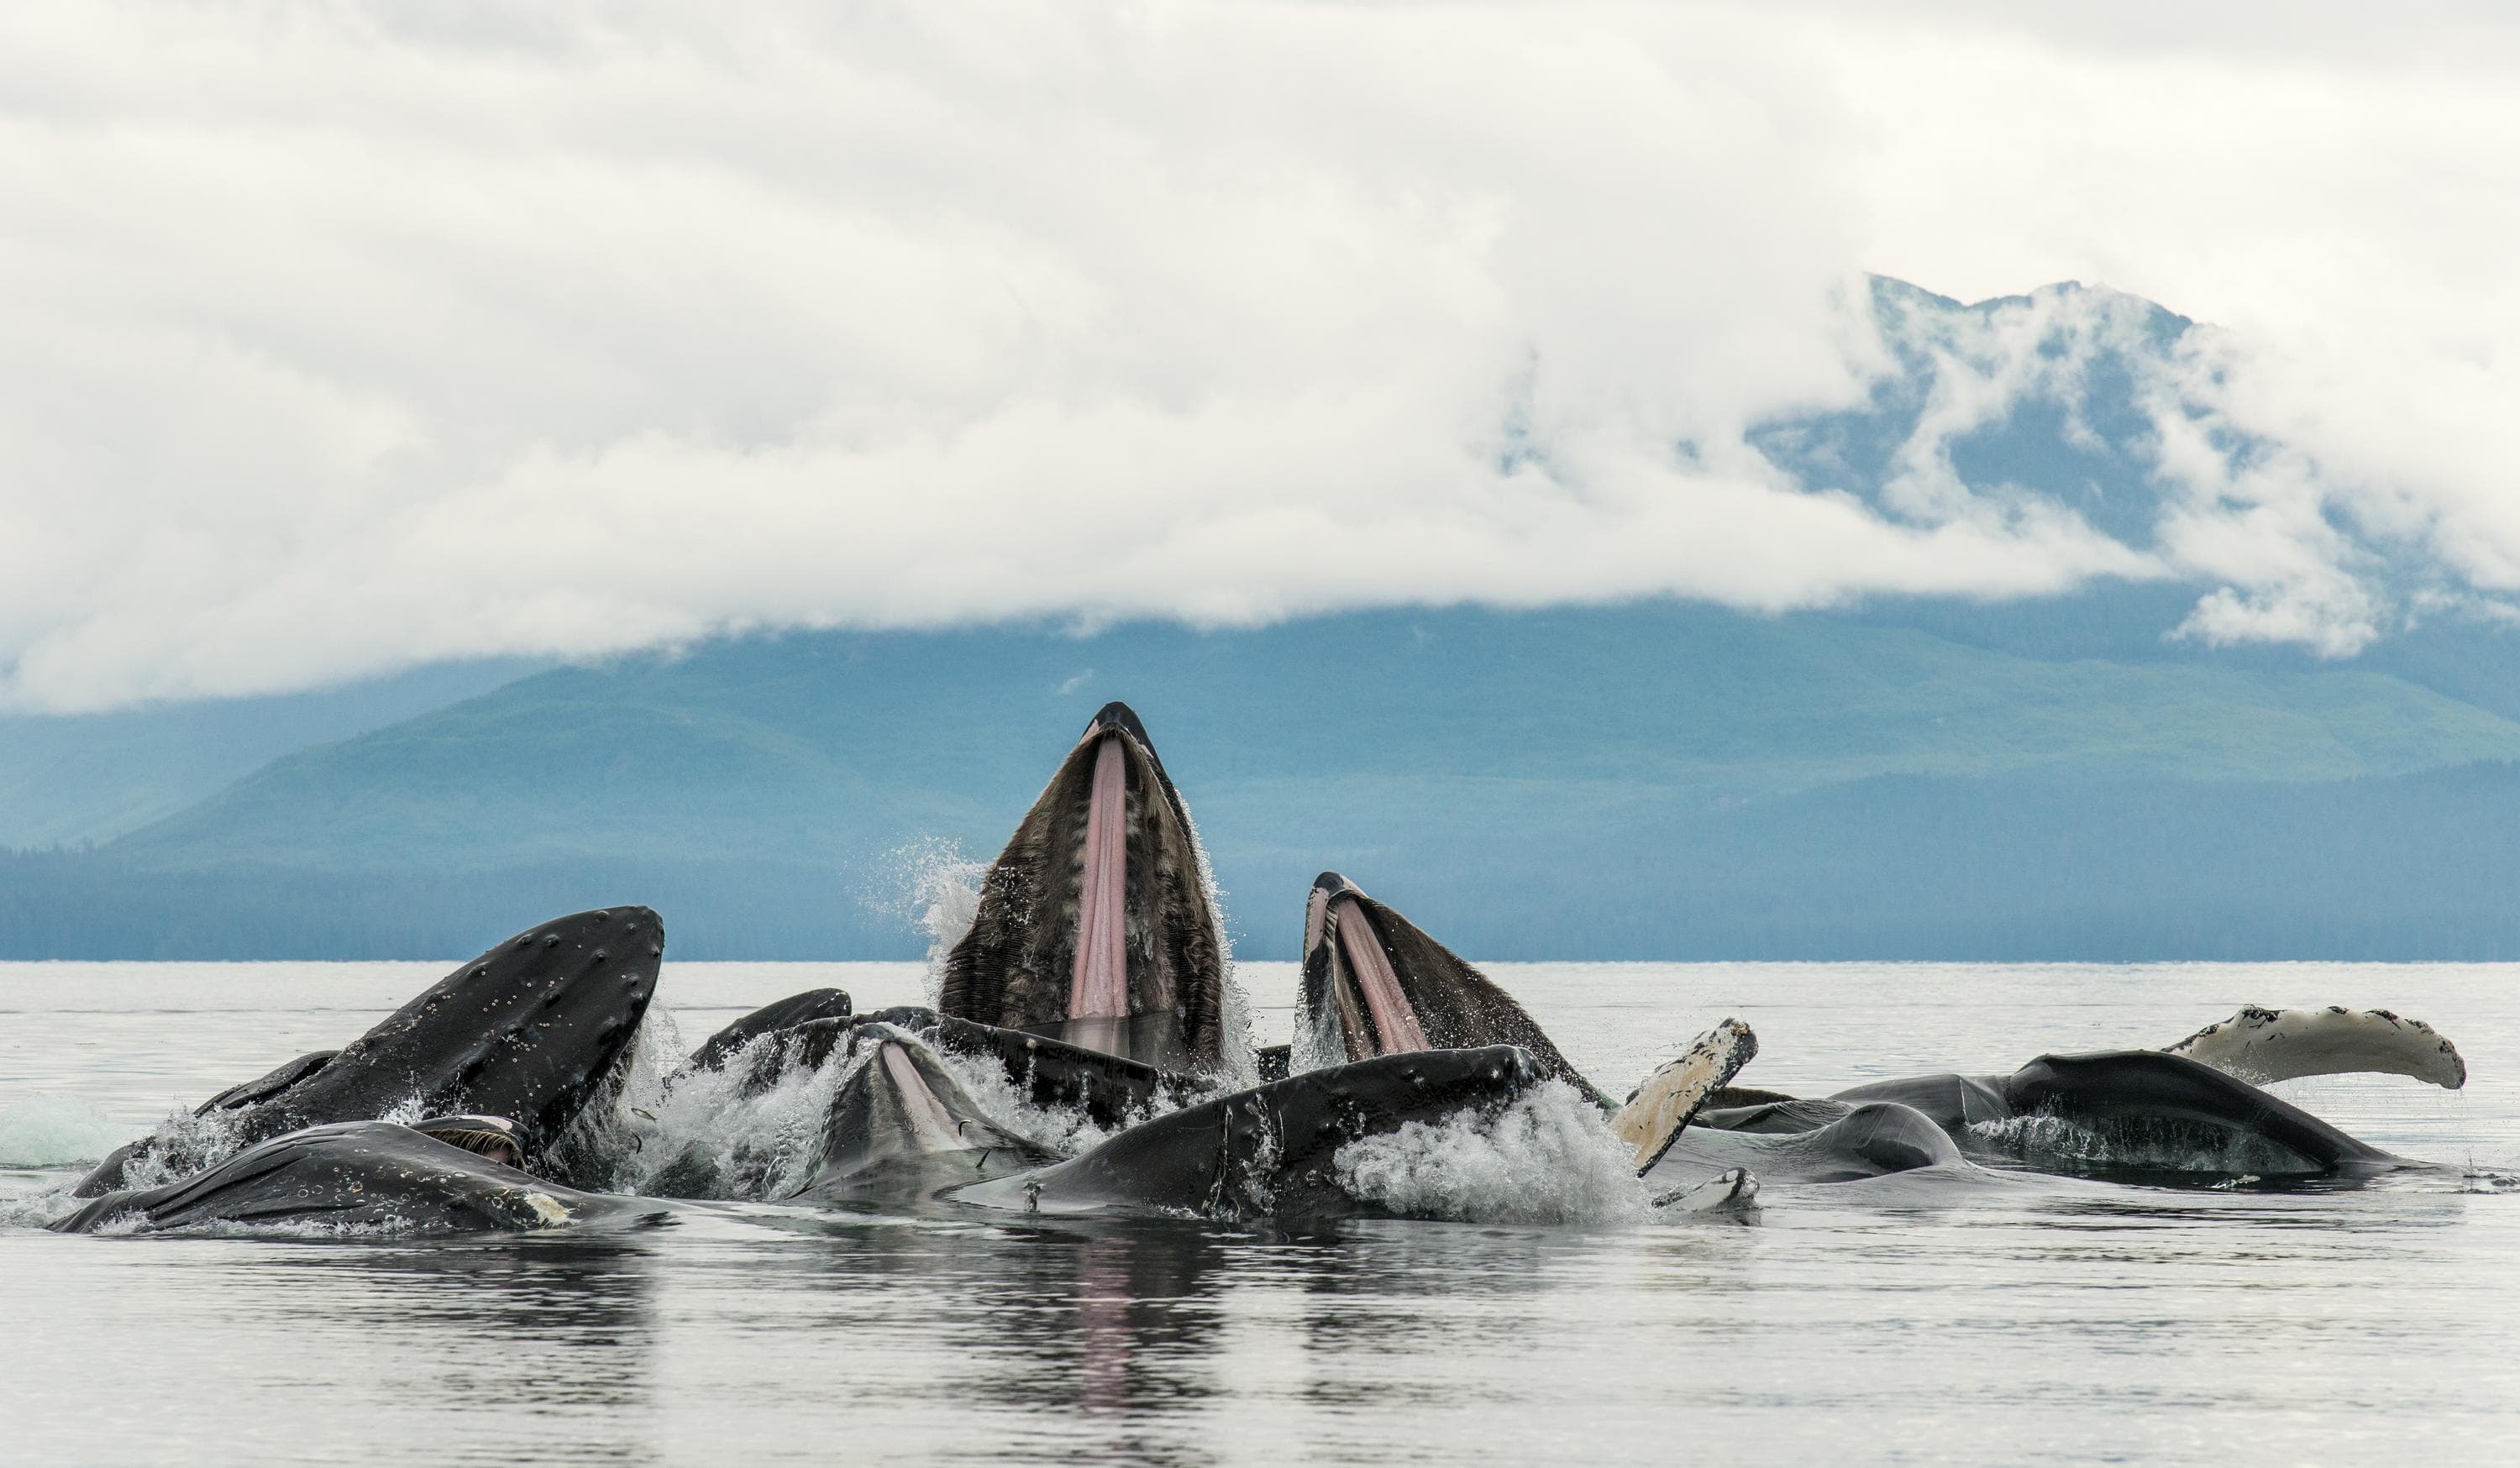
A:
1310;871;1357;896
1084;700;1152;745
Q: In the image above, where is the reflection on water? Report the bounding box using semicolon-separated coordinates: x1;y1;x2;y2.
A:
4;961;2520;1464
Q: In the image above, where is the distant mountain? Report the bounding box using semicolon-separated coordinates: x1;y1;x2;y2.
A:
7;604;2520;960
14;277;2520;960
0;658;545;848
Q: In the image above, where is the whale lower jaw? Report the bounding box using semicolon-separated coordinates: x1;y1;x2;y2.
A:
947;1046;1542;1221
51;1121;636;1237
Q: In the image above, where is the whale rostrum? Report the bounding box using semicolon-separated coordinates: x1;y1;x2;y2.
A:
74;906;663;1198
940;703;1229;1074
1298;873;1606;1103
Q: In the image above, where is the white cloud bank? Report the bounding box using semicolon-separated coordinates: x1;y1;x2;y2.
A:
1;2;2515;710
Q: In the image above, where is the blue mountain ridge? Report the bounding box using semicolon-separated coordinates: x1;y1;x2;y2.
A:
10;277;2520;959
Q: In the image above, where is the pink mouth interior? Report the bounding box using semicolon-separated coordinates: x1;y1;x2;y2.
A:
1303;884;1331;958
881;1042;966;1151
1068;731;1131;1021
1335;898;1430;1054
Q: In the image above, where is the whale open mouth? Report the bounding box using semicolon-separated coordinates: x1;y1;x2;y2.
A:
412;1114;528;1172
1068;722;1131;1032
1305;875;1431;1062
1329;897;1428;1059
1026;706;1193;1069
1294;873;1606;1103
939;700;1223;1072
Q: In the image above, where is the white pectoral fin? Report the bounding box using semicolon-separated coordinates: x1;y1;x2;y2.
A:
2164;1005;2467;1089
1612;1018;1758;1175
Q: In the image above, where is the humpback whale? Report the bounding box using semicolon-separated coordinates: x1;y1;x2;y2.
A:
782;1025;1057;1206
689;988;853;1072
676;1010;1547;1221
1284;873;2429;1189
1293;873;1757;1172
950;1046;1545;1220
663;701;1237;1166
1672;1003;2472;1184
75;907;663;1197
51;1118;648;1236
1665;1048;2404;1188
1650;1101;1966;1188
688;1004;1188;1130
1298;873;1606;1102
940;703;1231;1074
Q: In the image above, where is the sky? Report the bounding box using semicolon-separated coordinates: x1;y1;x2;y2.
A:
2;1;2516;711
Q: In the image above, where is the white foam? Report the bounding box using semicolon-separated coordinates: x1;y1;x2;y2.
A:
612;1027;859;1200
601;1018;1111;1203
1332;1081;1652;1224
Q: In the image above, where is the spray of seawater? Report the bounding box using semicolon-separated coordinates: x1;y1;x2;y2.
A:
865;837;986;1004
0;1095;130;1169
1333;1081;1652;1224
594;1014;1116;1202
615;1028;857;1200
1179;811;1259;1091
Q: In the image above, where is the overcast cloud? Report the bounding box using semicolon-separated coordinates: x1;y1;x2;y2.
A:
2;2;2514;710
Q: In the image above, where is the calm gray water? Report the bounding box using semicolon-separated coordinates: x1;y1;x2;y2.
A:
3;959;2516;1465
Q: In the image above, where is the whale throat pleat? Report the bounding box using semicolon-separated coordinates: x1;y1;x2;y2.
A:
1069;733;1131;1022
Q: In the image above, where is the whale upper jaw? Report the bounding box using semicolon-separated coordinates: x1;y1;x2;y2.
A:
1296;873;1606;1104
939;702;1228;1072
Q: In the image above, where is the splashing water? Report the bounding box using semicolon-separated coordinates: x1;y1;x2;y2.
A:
1333;1081;1652;1224
0;1095;130;1168
865;837;986;1004
104;1105;259;1193
1179;807;1259;1089
596;1016;1116;1203
1291;987;1347;1078
614;1027;858;1201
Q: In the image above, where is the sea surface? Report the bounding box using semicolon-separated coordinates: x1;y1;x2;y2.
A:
3;959;2517;1465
